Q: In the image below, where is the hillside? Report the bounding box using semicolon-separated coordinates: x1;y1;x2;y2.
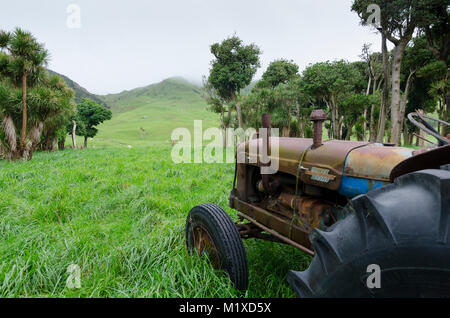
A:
48;69;109;108
46;73;219;148
99;77;202;112
87;77;219;147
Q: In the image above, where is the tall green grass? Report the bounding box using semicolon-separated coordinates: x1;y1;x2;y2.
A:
0;147;311;297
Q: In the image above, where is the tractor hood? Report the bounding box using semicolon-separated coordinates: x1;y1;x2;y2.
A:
241;137;415;197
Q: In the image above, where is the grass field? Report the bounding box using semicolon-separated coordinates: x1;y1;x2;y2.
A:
0;78;312;297
0;147;311;297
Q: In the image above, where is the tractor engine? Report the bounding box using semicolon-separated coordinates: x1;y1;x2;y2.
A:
229;110;449;252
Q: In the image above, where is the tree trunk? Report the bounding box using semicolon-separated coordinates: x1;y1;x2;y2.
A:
328;97;340;139
363;75;372;141
444;93;449;136
442;72;448;136
328;100;336;138
235;103;243;128
338;115;344;140
345;124;353;140
369;103;376;142
19;71;28;158
403;119;410;146
232;92;243;128
58;138;65;150
298;117;305;138
72;120;77;149
84;136;88;148
390;41;408;146
45;132;51;151
287;103;292;137
29;122;43;160
398;69;415;145
1;115;18;160
224;107;232;147
50;138;56;151
376;32;390;143
417;109;426;147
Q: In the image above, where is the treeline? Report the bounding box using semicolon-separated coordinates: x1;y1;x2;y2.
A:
204;1;449;146
0;28;111;161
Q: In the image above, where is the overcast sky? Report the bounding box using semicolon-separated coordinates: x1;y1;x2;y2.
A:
1;0;385;95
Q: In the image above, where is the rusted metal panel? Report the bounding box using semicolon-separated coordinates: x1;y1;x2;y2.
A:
242;137;368;191
390;144;450;180
242;137;312;175
300;140;368;191
277;193;334;230
344;144;413;181
237;212;314;256
231;195;312;249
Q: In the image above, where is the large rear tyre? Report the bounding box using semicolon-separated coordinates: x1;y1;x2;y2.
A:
185;203;249;291
288;169;450;297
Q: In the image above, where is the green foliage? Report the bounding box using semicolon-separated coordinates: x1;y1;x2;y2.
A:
301;60;365;138
302;60;362;100
404;36;446;120
341;93;370;139
208;35;261;100
415;0;449;63
0;28;55;159
260;59;299;88
0;28;48;87
403;36;438;76
0;71;75;155
75;99;112;146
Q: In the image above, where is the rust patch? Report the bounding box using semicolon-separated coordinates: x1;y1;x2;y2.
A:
243;137;368;191
390;144;450;180
277;193;334;230
344;144;413;181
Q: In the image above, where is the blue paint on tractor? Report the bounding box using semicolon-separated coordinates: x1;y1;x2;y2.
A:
338;176;386;198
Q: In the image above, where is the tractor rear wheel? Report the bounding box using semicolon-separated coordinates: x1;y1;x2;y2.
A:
288;169;450;297
185;203;249;291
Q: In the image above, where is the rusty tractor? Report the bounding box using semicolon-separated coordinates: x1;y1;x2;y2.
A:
185;110;450;297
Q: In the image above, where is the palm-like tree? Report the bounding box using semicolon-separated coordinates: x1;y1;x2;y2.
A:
31;75;75;153
0;28;48;159
0;80;21;159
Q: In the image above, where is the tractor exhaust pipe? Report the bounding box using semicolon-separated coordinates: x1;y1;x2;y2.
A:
262;113;271;130
261;114;272;191
261;114;271;161
310;110;327;149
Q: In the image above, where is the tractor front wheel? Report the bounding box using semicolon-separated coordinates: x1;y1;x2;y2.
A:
185;203;249;291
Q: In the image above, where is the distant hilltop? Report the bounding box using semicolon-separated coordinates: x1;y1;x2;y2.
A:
99;77;202;108
47;69;110;108
47;72;204;110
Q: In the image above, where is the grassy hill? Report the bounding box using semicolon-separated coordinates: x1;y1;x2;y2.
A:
84;77;219;148
48;70;109;109
101;77;202;110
